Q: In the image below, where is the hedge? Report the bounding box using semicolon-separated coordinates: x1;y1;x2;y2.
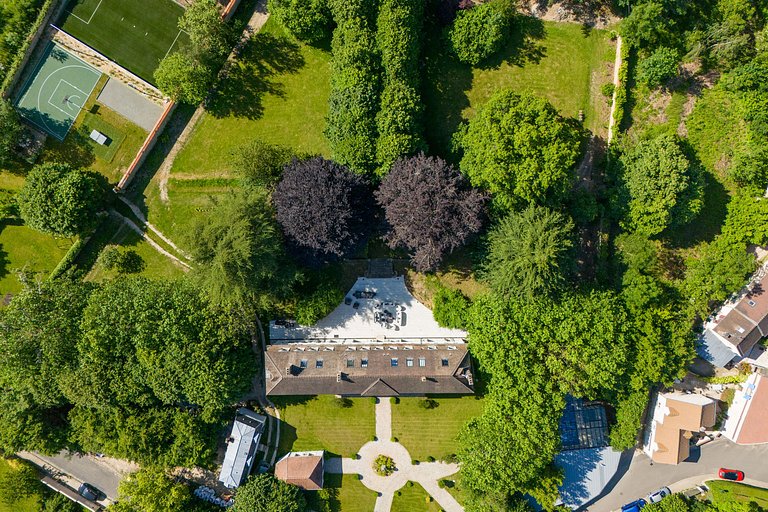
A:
325;0;381;174
1;0;59;96
48;235;88;280
375;0;425;176
611;37;633;140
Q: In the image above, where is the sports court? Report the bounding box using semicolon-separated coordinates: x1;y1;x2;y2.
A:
14;43;102;141
58;0;190;84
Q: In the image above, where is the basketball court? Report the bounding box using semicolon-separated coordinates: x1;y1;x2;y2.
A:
14;42;102;141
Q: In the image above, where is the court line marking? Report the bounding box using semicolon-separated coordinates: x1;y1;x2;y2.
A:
67;0;103;25
162;29;189;61
47;79;89;117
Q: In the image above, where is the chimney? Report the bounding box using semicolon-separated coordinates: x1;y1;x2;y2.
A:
285;365;292;376
337;372;343;382
421;376;427;382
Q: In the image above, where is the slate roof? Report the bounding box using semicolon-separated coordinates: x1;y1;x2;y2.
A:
265;344;474;396
218;408;266;488
275;451;325;490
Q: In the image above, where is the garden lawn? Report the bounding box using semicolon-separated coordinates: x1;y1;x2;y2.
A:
424;20;616;158
0;458;42;512
171;18;331;178
707;481;768;509
306;474;378;512
85;217;185;282
274;396;375;457
0;223;73;297
392;482;441;512
391;396;484;461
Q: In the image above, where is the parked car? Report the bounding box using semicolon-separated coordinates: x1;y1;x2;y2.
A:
77;483;103;501
621;499;647;512
719;468;745;481
648;487;672;504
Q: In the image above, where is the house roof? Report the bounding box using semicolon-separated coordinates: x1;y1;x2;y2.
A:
275;451;324;490
264;344;474;396
559;397;609;451
556;447;622;509
711;273;768;357
724;372;768;445
269;277;467;343
647;393;716;464
697;330;739;368
218;408;266;488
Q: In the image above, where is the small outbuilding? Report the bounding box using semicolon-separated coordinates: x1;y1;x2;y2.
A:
274;451;325;491
218;408;267;489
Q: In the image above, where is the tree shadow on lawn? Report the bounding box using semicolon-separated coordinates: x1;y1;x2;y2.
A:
476;16;547;71
0;239;9;282
207;33;306;120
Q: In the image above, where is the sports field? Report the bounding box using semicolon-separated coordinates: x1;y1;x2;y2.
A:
58;0;190;83
14;43;102;140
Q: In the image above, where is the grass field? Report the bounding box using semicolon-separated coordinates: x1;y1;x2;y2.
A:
707;481;768;508
392;482;442;512
0;458;42;512
0;223;73;297
58;0;189;83
424;19;616;158
306;474;379;512
391;396;484;461
171;18;332;177
274;395;376;457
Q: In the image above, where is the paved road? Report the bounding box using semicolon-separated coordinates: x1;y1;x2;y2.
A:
589;439;768;512
19;451;133;501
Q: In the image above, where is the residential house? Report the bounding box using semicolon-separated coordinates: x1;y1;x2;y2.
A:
218;408;267;489
643;392;717;465
265;277;474;397
699;270;768;368
274;451;325;490
723;372;768;445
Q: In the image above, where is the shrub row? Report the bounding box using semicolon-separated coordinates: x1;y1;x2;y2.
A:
374;0;425;175
325;0;381;174
48;235;88;280
0;0;57;96
611;38;633;139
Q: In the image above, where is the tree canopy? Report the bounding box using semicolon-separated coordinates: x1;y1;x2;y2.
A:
233;140;296;188
154;52;211;104
482;205;574;300
17;162;104;238
619;134;704;237
458;90;582;210
274;156;371;264
0;98;21;166
447;0;513;65
268;0;333;45
109;468;199;512
233;474;306;512
376;153;485;271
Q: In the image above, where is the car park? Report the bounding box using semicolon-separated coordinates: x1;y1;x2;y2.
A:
719;468;745;481
647;487;672;504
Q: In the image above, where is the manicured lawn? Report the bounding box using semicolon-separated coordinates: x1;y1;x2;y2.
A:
392;482;441;512
0;223;73;297
58;0;189;83
424;19;616;158
306;474;378;512
391;396;484;461
274;395;376;457
85;217;185;282
707;481;768;508
172;18;332;178
42;100;148;184
0;458;42;512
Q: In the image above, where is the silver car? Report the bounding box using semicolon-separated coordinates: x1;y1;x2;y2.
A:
647;487;672;504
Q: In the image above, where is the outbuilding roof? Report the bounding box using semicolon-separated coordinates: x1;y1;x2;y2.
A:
218;408;266;489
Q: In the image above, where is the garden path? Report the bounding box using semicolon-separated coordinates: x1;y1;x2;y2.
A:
327;398;464;512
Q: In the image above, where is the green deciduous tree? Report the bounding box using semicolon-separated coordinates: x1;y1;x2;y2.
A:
109;467;194;512
180;0;233;62
619;135;704;237
432;285;471;330
483;205;574;300
458;90;582;209
268;0;333;45
0;460;40;506
447;0;514;65
154;52;212;104
637;47;679;88
233;140;295;188
0;98;21;166
233;474;307;512
17;162;104;238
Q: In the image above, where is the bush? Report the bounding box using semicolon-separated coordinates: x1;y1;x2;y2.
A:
432;285;471;329
49;236;87;280
0;189;18;220
637;46;679;88
268;0;333;45
419;398;438;409
294;280;345;324
98;247;146;274
601;83;615;98
373;454;396;476
233;140;295;188
447;0;513;65
333;397;353;408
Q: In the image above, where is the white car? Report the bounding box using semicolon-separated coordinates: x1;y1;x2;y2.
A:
647;487;672;504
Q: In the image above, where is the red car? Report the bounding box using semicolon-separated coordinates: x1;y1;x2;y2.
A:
719;468;745;481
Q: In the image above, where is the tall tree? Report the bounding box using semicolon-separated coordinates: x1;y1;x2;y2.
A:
483;205;573;300
188;188;298;307
376;153;485;271
268;0;333;45
17;162;104;237
154;52;212;104
109;467;194;512
180;0;232;61
233;474;306;512
458;90;582;210
274;156;371;264
447;0;514;65
0;99;21;166
619;135;704;237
